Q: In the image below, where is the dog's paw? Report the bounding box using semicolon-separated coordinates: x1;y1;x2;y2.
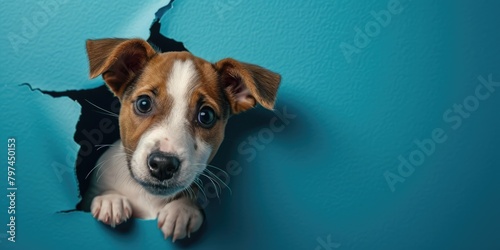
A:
90;193;132;227
157;198;203;242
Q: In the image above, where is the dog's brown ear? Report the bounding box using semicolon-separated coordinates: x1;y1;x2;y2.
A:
215;58;281;114
86;38;156;98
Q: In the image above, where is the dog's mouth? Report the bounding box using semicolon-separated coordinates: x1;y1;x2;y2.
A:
128;164;196;197
135;179;185;196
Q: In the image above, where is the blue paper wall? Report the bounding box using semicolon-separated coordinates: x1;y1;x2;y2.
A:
1;0;500;249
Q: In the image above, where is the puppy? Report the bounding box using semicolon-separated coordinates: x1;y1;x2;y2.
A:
81;38;281;241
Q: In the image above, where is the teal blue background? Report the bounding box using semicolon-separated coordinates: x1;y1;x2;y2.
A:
1;0;499;249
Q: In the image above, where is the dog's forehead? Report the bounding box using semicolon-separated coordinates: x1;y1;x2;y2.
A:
123;52;215;99
134;52;214;91
156;51;213;77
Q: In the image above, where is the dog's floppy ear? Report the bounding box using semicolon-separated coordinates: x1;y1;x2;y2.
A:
86;38;156;98
215;58;281;114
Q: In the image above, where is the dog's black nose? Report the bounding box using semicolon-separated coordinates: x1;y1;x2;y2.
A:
147;152;180;181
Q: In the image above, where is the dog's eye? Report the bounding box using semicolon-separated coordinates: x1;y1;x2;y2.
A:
197;106;216;128
135;95;152;114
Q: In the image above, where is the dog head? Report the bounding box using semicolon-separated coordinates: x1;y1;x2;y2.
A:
86;38;280;196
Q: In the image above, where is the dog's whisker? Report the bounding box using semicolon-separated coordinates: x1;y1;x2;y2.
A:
192;164;232;195
95;144;113;151
93;156;124;183
94;144;133;154
205;169;232;195
96;165;111;183
188;187;194;200
200;173;220;199
96;111;118;117
193;178;207;201
93;143;136;156
201;172;221;195
187;187;195;200
181;187;189;199
85;165;101;180
183;188;190;200
205;164;229;177
192;163;229;177
85;157;114;180
110;152;133;159
204;174;223;199
109;144;135;154
84;99;119;118
204;173;221;192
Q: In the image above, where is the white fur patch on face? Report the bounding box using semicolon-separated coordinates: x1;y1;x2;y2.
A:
166;59;196;143
130;59;212;196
